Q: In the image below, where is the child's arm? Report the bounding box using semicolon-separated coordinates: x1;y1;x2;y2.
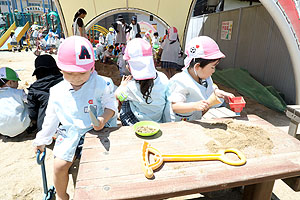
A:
27;89;38;121
171;100;209;114
96;78;119;128
114;75;132;101
214;88;235;102
33;93;59;152
93;108;115;131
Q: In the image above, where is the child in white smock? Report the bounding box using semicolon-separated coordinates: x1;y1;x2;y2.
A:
0;67;30;137
115;38;169;125
33;36;117;200
166;36;235;122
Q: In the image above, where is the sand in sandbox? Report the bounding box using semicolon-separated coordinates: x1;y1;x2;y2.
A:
204;120;274;157
94;61;122;86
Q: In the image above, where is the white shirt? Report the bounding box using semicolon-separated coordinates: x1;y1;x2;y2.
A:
33;72;118;161
47;36;55;45
98;36;105;45
106;32;115;46
129;24;138;40
152;36;160;47
31;24;38;30
116;72;169;122
11;35;17;43
32;30;39;37
0;15;5;25
160;38;181;63
54;38;60;48
0;87;30;137
166;69;223;122
40;38;47;47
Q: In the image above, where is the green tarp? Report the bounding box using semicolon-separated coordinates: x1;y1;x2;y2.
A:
212;68;287;112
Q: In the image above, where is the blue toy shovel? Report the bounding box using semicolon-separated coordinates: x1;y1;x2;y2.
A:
37;149;56;200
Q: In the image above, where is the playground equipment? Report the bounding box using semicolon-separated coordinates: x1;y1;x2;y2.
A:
0;22;16;48
7;21;30;50
47;11;61;36
90;24;109;36
0;22;30;51
139;21;156;35
88;25;109;45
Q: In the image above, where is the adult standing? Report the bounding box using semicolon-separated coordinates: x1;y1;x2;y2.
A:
112;15;129;46
72;8;87;38
128;16;141;41
160;27;182;79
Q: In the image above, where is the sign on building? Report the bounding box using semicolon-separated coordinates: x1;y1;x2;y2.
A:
221;21;233;40
24;6;48;13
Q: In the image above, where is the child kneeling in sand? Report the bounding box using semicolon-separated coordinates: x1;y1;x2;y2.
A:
27;55;63;132
33;36;118;200
0;67;30;137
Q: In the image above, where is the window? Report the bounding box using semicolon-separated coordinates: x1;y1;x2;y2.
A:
28;3;40;7
0;1;8;5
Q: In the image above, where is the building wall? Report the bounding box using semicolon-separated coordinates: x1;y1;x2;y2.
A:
186;4;296;104
0;0;52;13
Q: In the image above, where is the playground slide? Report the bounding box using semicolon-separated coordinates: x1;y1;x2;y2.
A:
0;22;29;51
0;22;16;48
7;22;30;50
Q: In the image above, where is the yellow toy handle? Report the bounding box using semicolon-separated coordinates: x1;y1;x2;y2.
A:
217;148;247;166
160;148;246;166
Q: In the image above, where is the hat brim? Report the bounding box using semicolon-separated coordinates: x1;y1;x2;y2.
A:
201;51;225;60
32;66;57;76
128;56;156;80
57;61;94;72
182;51;225;71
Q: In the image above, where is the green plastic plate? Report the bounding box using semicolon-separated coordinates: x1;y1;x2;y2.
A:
133;121;160;136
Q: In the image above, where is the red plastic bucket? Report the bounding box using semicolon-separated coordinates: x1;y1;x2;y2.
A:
229;97;246;113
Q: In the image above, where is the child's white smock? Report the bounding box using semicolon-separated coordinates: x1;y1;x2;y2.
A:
106;32;115;46
166;68;223;121
0;87;30;137
33;72;118;162
118;72;169;122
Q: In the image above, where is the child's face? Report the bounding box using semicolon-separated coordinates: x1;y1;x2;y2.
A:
196;60;219;79
108;48;113;53
6;80;18;89
62;70;91;90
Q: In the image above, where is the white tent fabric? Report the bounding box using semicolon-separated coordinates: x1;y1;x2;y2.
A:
54;0;195;46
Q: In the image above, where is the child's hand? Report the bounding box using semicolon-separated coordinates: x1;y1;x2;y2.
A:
34;145;45;154
120;75;132;86
93;117;106;131
215;89;235;102
194;100;209;111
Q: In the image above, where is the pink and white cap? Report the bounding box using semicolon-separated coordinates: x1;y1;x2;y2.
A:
183;36;225;70
57;36;95;72
168;27;178;41
123;38;156;80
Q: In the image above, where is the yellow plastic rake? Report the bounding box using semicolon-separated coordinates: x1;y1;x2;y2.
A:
141;141;246;179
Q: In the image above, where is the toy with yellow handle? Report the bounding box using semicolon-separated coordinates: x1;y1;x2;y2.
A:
141;141;246;179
